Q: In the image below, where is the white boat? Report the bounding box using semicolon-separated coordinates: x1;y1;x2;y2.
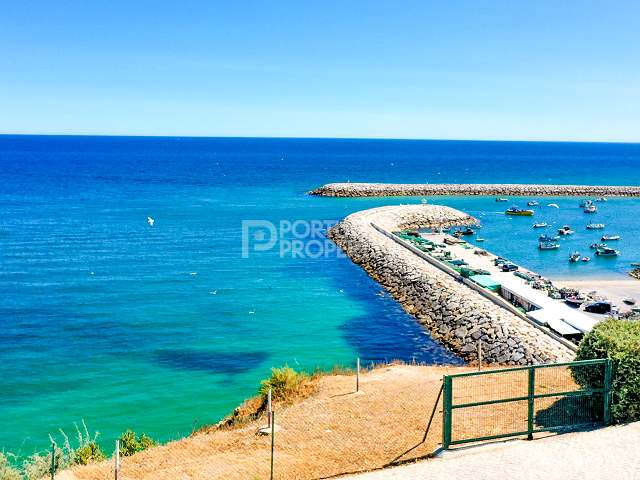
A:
569;252;581;262
601;235;620;241
595;246;620;257
527;200;539;206
596;197;608;202
539;240;560;250
533;222;548;228
558;226;574;235
584;204;597;213
581;256;590;262
586;223;605;230
495;198;508;202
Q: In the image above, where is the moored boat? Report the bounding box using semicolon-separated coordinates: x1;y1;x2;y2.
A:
527;200;539;206
584;204;597;213
581;256;591;262
505;207;534;216
601;235;620;241
595;246;620;257
586;223;605;229
539;239;560;250
569;252;581;262
623;298;636;305
558;225;574;235
591;242;607;249
496;197;508;202
596;197;607;202
533;222;548;228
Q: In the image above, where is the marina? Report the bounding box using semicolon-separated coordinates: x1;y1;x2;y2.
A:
395;229;604;341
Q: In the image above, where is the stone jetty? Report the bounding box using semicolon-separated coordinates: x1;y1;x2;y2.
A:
311;182;640;197
329;204;574;365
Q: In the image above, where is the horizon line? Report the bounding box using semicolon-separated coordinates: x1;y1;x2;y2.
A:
1;132;639;146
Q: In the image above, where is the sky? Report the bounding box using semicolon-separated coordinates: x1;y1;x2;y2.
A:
1;0;639;141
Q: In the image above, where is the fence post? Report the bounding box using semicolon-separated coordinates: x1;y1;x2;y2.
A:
356;357;360;392
603;359;613;426
527;366;535;440
477;341;482;371
270;411;276;480
267;388;273;428
115;439;120;480
50;441;56;480
442;375;452;449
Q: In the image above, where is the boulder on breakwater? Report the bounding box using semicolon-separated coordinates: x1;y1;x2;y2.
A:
328;204;574;365
310;182;640;197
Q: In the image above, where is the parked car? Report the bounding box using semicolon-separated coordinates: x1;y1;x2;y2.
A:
584;302;612;314
501;263;519;272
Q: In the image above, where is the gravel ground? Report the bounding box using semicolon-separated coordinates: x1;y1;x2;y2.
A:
346;422;640;480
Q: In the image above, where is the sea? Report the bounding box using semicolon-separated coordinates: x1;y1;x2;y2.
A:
1;135;639;455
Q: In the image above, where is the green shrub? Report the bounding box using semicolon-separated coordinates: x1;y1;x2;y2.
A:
575;318;640;423
0;453;21;480
259;366;311;402
73;441;106;465
118;430;157;457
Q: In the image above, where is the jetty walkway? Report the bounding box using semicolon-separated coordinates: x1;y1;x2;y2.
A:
311;182;640;197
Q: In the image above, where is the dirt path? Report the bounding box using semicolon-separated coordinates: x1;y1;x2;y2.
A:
346;422;640;480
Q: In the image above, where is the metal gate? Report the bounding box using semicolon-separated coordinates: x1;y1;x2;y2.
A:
442;359;613;448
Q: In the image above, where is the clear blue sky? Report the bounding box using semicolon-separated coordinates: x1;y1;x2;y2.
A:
1;0;638;141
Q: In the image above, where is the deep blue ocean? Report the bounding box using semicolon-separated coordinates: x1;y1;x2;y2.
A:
1;135;639;455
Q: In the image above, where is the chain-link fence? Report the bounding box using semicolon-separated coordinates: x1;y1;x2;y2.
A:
443;359;613;448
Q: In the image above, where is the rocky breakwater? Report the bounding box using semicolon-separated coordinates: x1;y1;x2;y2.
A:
329;204;574;365
311;182;640;197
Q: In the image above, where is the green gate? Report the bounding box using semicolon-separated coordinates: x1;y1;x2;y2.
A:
442;359;613;448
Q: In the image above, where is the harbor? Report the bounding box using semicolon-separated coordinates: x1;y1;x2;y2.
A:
397;229;620;341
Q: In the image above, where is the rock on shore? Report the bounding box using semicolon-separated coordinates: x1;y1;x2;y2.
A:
329;204;574;365
311;182;640;197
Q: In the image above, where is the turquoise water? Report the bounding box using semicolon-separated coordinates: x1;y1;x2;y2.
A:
1;136;639;455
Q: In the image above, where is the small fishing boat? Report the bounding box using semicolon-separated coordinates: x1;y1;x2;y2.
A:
527;200;539;206
623;298;636;306
476;237;485;242
569;252;581;262
591;242;607;249
539;240;560;250
596;197;608;202
533;222;548;228
584;204;597;213
495;197;509;202
586;223;605;230
581;256;591;262
579;200;592;207
558;225;574;235
601;235;620;241
631;262;640;267
595;246;620;257
505;207;534;216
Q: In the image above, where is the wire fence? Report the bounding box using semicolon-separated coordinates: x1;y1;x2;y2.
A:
40;358;611;480
443;359;612;448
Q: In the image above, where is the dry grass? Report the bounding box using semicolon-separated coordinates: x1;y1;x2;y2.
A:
59;364;581;480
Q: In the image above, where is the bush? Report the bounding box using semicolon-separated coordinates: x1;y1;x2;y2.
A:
73;442;106;465
119;430;157;457
259;366;312;402
0;453;21;480
575;318;640;423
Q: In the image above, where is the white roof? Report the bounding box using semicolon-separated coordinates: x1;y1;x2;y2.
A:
547;317;582;336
